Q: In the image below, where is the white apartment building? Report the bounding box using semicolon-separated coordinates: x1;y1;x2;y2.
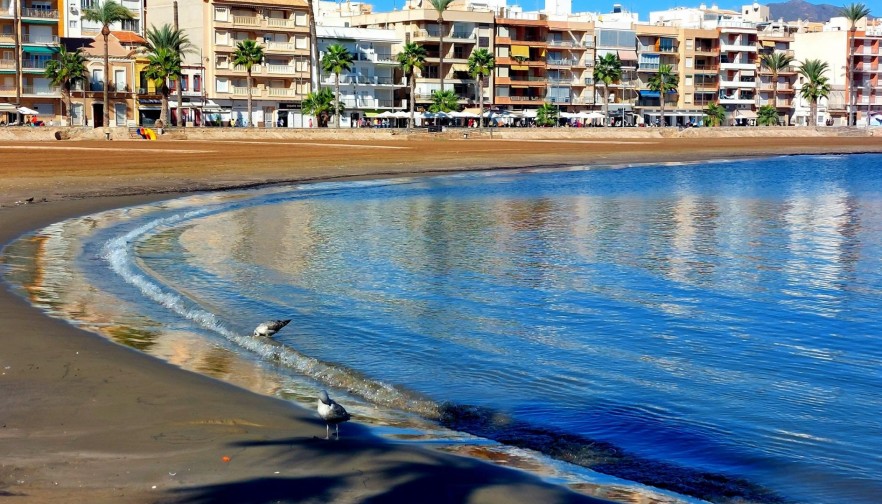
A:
317;25;406;126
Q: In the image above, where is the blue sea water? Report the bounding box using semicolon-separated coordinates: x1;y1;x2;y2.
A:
3;154;882;504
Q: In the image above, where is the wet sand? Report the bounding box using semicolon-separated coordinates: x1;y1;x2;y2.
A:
2;130;881;503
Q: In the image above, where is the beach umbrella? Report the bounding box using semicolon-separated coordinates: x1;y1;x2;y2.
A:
377;111;394;118
17;106;39;115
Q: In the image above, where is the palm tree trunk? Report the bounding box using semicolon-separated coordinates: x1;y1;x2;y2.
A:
161;91;169;128
771;70;778;108
65;89;72;126
602;82;609;126
811;100;818;127
247;71;254;127
659;95;665;127
409;74;415;130
103;32;110;130
334;72;340;128
438;15;445;94
848;28;855;126
478;75;483;133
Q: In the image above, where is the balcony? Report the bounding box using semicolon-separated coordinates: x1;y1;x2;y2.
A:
230;86;262;97
720;79;756;88
720;42;756;52
340;97;397;109
266;18;297;29
547;58;577;67
266;87;299;97
233;64;263;74
262;41;298;52
21;59;50;70
694;65;720;73
21;33;59;44
0;59;15;70
21;7;58;19
356;52;398;64
22;85;59;96
322;75;404;86
720;60;756;71
265;64;299;75
232;15;261;27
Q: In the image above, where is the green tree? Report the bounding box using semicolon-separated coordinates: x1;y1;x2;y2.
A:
145;23;193;127
842;2;871;125
397;42;427;130
44;46;88;126
468;48;494;133
429;89;458;113
302;87;337;127
760;51;795;109
321;44;354;129
536;102;558;127
593;52;622;126
232;39;265;127
757;104;780;126
144;46;181;129
798;59;832;127
82;0;134;130
647;64;678;127
429;0;454;93
703;102;726;127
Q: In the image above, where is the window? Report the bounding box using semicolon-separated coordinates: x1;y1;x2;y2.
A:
216;55;229;68
114;103;127;126
685;57;693;68
685;75;693;86
295;12;307;26
193;74;201;92
295;36;307;49
684;94;693;104
121;19;139;32
479;37;489;48
685;39;693;50
214;7;229;21
215;31;229;45
180;75;188;91
216;78;229;93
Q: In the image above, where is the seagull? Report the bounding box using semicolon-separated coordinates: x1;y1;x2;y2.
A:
253;319;291;337
317;390;351;440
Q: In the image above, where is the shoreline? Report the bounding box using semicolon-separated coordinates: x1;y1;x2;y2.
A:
2;132;881;503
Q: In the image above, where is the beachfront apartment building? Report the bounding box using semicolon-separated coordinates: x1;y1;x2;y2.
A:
148;0;312;128
718;20;757;121
493;8;547;109
67;0;143;37
0;0;62;119
756;22;797;123
546;18;594;111
347;1;495;110
317;25;406;126
790;26;850;126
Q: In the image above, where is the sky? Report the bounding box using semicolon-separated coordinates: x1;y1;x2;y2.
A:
363;0;748;21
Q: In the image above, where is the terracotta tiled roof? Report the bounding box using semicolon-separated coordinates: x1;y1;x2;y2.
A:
112;31;146;44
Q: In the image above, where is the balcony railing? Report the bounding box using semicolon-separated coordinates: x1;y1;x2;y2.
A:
232;15;260;27
231;86;261;96
547;58;577;66
266;18;297;28
265;64;298;75
0;59;15;70
322;75;403;85
22;59;50;70
263;41;298;52
233;64;263;73
22;85;60;95
21;7;59;19
21;34;59;44
267;87;298;96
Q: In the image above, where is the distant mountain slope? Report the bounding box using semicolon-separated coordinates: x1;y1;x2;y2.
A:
766;0;842;21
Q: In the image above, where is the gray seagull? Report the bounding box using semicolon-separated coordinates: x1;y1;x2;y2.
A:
253;319;291;337
317;390;351;440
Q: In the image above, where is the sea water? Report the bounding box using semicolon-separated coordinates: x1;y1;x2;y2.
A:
3;154;882;504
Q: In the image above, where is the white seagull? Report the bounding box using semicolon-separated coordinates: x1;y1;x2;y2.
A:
317;390;351;440
253;319;291;337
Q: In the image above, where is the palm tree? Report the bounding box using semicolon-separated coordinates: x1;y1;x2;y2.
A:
429;0;454;93
798;59;832;127
429;89;458;113
842;3;871;126
593;52;622;127
144;46;181;129
232;39;265;128
760;51;795;110
467;48;494;133
82;0;134;130
397;42;427;130
44;46;88;126
145;23;193;127
537;102;558;127
647;64;678;127
704;102;726;126
757;104;780;126
321;44;354;128
302;87;336;127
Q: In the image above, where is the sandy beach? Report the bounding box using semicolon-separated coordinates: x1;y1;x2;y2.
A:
2;128;881;503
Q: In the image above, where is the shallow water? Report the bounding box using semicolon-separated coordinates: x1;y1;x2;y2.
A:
4;155;882;504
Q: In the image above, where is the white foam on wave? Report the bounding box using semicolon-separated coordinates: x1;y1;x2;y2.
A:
100;207;440;417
